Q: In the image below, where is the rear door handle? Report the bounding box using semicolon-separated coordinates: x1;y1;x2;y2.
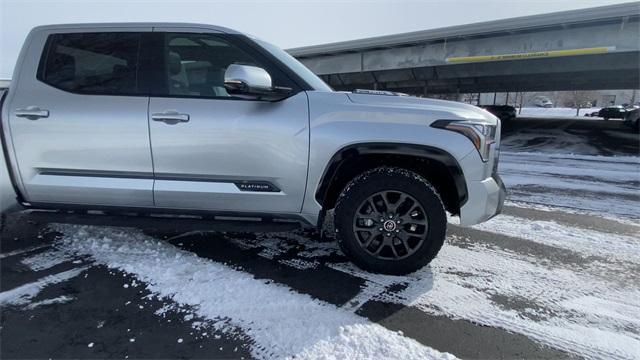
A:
15;107;49;120
151;111;190;124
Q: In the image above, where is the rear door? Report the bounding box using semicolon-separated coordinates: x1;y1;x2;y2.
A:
148;28;309;213
5;28;154;207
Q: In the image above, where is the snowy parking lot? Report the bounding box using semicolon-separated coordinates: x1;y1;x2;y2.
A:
1;117;639;359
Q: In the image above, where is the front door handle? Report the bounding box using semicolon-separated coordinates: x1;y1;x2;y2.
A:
15;107;50;120
151;111;190;124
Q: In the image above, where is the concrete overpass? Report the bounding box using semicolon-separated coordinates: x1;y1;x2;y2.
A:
288;2;640;94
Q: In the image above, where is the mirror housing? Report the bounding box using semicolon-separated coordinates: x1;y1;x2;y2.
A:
224;64;291;101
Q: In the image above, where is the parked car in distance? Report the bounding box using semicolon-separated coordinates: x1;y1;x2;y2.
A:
598;106;628;120
1;23;506;275
480;105;516;122
623;108;639;130
533;96;553;108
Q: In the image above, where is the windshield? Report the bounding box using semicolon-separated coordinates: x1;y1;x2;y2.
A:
254;39;333;92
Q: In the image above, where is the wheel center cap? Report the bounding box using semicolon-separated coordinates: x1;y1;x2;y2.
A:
383;220;397;232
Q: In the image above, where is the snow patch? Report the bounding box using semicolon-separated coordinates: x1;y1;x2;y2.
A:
0;244;51;259
473;215;640;264
26;295;75;309
499;151;640;219
0;267;88;306
21;248;76;271
343;239;640;360
52;223;455;360
518;107;604;118
504;201;640;227
244;221;640;359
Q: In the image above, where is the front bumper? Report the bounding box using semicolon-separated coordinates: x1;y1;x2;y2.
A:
458;173;507;226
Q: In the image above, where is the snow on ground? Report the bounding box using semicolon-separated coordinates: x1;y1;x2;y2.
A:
399;236;640;360
0;243;50;259
501;125;629;155
20;248;75;271
499;151;640;219
233;219;640;359
30;210;639;360
0;267;88;306
334;226;639;358
26;295;75;310
46;223;455;360
518;107;605;118
473;214;640;264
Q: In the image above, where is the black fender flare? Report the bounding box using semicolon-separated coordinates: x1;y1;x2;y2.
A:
314;142;468;208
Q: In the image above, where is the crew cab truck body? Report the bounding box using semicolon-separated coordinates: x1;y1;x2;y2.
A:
1;23;506;274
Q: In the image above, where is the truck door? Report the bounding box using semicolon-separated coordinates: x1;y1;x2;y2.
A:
147;29;309;213
4;28;154;207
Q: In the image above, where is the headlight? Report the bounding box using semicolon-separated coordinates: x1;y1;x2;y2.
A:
431;120;496;161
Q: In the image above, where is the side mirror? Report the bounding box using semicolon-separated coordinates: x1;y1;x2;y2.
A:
224;64;291;101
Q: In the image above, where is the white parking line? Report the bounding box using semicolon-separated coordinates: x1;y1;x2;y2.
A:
473;214;640;264
0;244;51;259
0;267;88;306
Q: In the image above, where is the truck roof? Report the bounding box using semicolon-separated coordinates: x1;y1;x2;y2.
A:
30;22;242;34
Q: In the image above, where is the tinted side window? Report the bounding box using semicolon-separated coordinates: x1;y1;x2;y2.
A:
160;33;295;98
39;32;141;95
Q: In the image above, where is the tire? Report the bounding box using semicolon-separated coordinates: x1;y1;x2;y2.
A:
334;167;447;275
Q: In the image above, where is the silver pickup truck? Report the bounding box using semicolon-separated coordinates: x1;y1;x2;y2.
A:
1;23;506;274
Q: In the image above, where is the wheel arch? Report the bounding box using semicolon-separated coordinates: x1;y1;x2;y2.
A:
315;143;468;216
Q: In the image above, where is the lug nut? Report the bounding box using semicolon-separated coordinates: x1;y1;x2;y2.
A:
395;229;400;233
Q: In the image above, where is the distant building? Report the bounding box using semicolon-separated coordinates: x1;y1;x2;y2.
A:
597;89;639;106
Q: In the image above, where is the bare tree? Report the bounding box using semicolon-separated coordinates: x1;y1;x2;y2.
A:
516;92;544;114
562;91;598;116
508;92;544;114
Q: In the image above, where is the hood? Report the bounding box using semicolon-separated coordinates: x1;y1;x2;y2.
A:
346;91;498;125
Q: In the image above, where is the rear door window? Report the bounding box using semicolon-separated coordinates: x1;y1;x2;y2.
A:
38;32;142;95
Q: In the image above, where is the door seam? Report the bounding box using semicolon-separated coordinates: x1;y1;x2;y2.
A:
299;91;311;213
146;96;156;206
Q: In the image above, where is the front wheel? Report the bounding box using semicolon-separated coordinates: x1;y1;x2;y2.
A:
334;167;447;275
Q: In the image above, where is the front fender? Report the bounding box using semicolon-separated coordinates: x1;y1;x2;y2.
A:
301;91;478;217
314;142;468;208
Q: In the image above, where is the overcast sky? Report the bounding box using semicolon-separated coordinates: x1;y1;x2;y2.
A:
0;0;631;78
